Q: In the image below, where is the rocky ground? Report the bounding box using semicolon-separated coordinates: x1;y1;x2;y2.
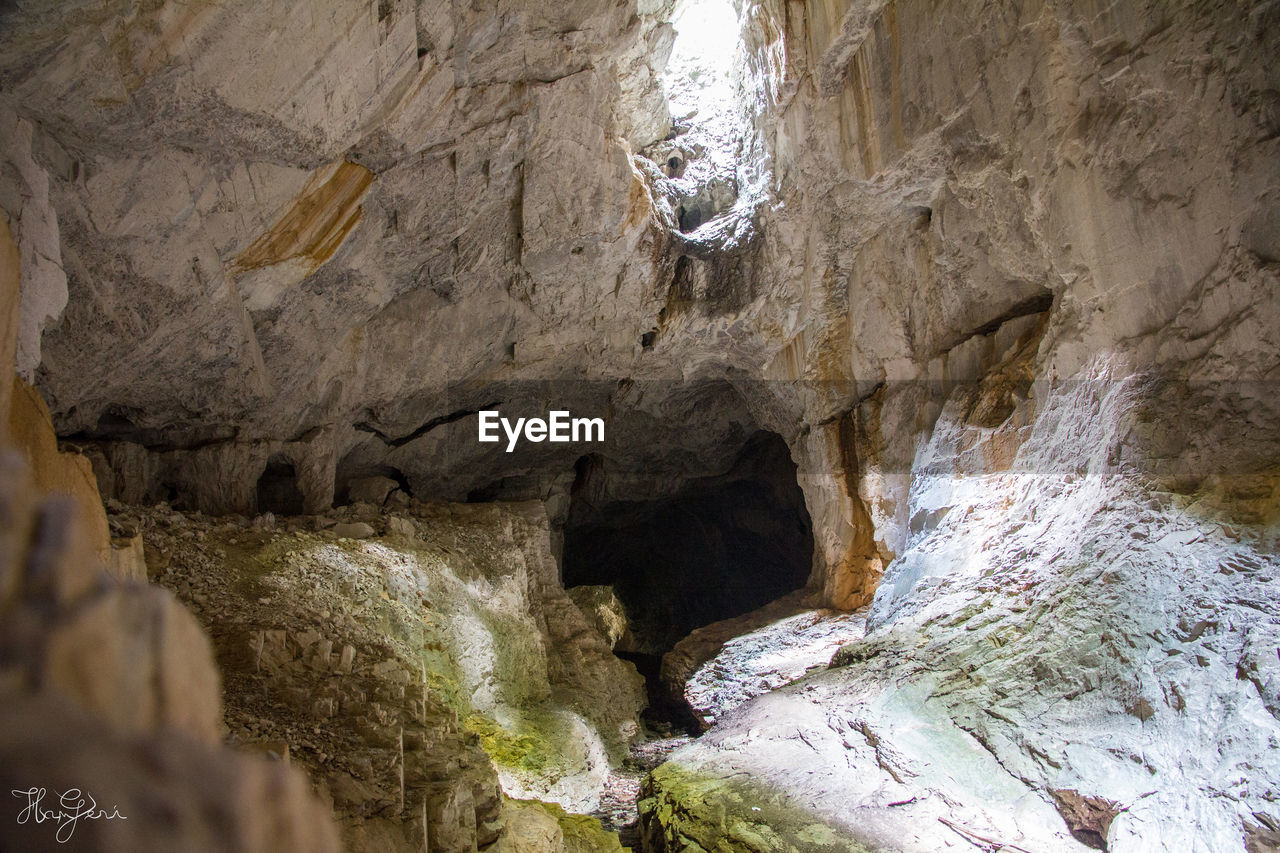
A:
640;367;1280;853
111;496;643;852
113;491;885;852
590;598;867;846
596;732;694;847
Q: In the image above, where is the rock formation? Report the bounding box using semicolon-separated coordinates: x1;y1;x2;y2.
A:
117;496;643;849
0;221;341;852
1;0;1278;851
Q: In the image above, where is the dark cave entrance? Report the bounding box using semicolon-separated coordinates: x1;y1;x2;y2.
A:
561;431;814;730
256;456;305;516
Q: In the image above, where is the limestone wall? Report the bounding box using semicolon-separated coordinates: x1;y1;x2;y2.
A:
0;212;342;852
756;0;1280;606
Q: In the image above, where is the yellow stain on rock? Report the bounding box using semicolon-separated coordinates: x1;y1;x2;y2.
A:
625;156;655;230
232;161;375;275
1;216;112;566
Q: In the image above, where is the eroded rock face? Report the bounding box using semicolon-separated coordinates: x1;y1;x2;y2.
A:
0;0;702;509
124;496;644;848
643;365;1280;852
1;0;1278;850
751;0;1280;607
637;0;1280;849
660;591;866;732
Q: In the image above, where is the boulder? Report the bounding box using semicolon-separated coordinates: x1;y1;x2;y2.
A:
332;521;376;539
347;476;399;506
566;585;631;650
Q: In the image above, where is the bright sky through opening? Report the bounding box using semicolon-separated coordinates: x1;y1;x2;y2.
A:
665;0;742;121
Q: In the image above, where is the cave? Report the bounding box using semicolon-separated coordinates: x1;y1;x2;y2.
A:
563;432;814;728
1;0;1277;852
334;459;414;507
562;432;812;654
256;457;305;515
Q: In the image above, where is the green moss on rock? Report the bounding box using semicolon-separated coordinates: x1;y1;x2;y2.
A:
502;797;629;853
639;763;865;853
464;715;554;774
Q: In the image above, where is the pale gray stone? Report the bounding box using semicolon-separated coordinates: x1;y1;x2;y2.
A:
331;521;376;539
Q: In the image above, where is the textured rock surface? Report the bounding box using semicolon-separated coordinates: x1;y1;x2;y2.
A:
125;497;643;848
0;0;698;508
643;369;1280;851
674;597;866;731
567;584;634;651
1;214;112;566
491;798;629;853
0;109;66;380
758;0;1280;604
0;452;341;851
1;0;1278;850
636;0;1280;849
658;591;813;729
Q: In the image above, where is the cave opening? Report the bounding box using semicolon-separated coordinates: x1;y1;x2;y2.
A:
561;431;814;729
256;456;305;516
647;0;778;241
665;0;741;117
333;457;413;507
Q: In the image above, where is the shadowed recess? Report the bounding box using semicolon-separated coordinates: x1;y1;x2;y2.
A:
562;431;813;656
